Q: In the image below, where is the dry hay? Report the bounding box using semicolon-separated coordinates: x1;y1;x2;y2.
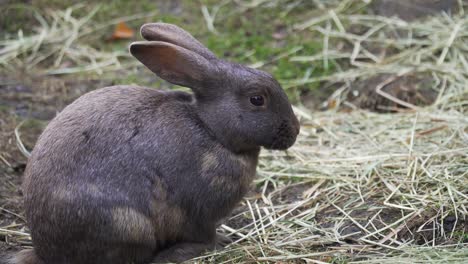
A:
205;105;467;263
0;4;153;75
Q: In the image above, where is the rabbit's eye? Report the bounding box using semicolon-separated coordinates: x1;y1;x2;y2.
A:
250;95;264;106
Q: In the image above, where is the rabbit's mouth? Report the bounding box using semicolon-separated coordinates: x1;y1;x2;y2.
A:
264;121;299;150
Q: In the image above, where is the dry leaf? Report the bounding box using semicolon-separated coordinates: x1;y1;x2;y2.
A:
110;22;134;40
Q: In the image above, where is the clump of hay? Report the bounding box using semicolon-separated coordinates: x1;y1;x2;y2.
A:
0;4;156;75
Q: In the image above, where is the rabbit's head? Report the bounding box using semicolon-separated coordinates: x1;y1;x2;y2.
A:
130;23;299;152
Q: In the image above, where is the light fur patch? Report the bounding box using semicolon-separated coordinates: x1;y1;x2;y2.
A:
149;201;185;240
232;152;257;176
201;151;219;173
233;153;258;188
4;249;40;264
236;154;254;170
111;207;154;242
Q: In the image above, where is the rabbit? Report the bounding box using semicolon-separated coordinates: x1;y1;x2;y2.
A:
8;23;300;264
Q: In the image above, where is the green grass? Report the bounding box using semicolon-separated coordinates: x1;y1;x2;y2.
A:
199;1;331;99
453;231;468;243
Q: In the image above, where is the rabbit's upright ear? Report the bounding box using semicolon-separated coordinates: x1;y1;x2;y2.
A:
140;23;217;60
130;41;217;91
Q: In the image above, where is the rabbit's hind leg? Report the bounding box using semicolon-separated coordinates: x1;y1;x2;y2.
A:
3;249;45;264
152;242;215;264
97;244;155;264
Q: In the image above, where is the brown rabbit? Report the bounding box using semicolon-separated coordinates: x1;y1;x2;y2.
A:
7;23;300;264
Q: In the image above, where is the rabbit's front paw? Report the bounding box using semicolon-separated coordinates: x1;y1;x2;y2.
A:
215;233;232;249
152;242;213;263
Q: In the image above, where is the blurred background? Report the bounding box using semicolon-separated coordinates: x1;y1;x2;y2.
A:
1;0;467;262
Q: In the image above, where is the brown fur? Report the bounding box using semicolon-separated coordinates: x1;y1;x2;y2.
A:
201;151;219;174
110;207;154;243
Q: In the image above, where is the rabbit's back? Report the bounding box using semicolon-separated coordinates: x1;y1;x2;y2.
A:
24;86;197;212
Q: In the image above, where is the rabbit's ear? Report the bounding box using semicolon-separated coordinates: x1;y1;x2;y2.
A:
130;41;216;91
140;23;217;60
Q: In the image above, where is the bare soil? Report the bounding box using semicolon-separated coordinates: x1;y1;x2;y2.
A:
347;74;438;112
